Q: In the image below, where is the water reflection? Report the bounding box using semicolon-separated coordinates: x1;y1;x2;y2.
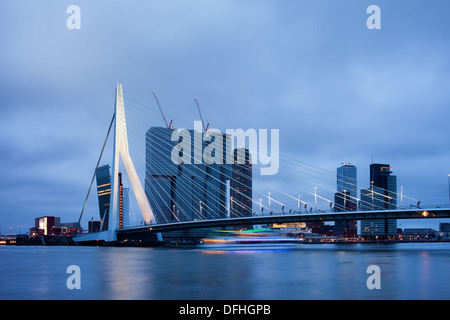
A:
0;243;449;299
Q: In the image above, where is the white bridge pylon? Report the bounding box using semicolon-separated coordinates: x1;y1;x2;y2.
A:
108;83;155;241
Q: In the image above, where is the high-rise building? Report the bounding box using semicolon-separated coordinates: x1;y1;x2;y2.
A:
145;127;177;224
117;176;129;229
370;164;397;209
230;148;253;218
145;127;231;224
360;186;396;235
334;164;357;237
123;187;130;227
337;163;357;198
335;163;357;211
118;172;124;229
334;190;356;212
96;165;111;231
360;163;397;236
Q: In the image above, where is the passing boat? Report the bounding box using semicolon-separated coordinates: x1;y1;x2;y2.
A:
198;229;301;251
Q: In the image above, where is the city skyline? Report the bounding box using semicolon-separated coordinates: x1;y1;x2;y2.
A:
1;1;450;233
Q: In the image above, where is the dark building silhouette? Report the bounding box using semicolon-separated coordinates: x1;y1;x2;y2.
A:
361;163;397;236
118;172;124;229
230;148;253;219
334;190;357;237
88;219;101;233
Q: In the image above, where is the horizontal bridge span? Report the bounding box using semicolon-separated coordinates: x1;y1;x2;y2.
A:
117;208;450;235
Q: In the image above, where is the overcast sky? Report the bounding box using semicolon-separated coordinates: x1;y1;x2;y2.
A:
1;0;449;233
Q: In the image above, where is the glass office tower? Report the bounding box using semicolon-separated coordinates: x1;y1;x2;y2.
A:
96;165;111;231
230;148;253;218
334;163;357;237
360;163;397;236
145;127;232;224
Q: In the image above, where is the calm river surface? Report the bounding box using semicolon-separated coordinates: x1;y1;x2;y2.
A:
0;242;449;300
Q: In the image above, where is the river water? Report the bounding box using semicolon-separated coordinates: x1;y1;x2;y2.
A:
0;242;449;300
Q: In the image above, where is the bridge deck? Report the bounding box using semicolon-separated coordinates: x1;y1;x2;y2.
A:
117;208;450;235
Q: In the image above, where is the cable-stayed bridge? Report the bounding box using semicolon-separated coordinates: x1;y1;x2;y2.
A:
72;84;450;246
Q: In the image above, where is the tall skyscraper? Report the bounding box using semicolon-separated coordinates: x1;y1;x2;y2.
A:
118;172;124;229
370;163;397;210
337;163;357;198
360;163;397;237
334;163;357;237
230;148;253;219
145;126;231;224
145;127;177;224
96;165;111;231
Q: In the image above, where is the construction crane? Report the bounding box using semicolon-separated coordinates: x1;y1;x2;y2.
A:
152;91;173;129
194;97;209;133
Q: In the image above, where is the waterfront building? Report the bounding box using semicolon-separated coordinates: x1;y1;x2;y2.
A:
30;217;81;236
402;228;436;240
117;174;130;229
369;164;397;210
230;148;253;219
33;216;60;236
337;163;357;197
123;187;130;227
59;222;79;235
334;190;357;212
334;164;357;237
96;165;111;231
306;221;326;235
95;165;129;230
145;127;177;223
334;191;357;237
360;163;398;237
145;126;232;224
